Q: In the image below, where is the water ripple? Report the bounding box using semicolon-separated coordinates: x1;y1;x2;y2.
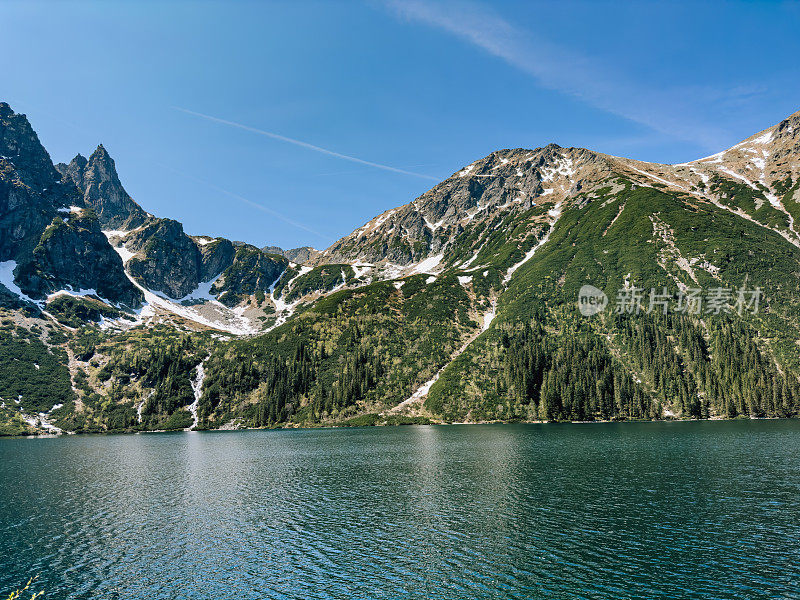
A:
2;422;800;599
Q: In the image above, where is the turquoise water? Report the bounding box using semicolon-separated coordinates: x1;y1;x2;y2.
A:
2;421;800;599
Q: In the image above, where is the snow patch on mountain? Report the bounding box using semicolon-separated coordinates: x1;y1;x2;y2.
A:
627;165;689;192
740;131;775;147
458;164;475;178
412;253;444;275
0;261;35;303
269;289;302;330
459;246;484;270
423;215;446;231
351;263;373;279
47;287;100;301
57;206;83;215
718;166;759;191
104;238;260;336
504;204;562;284
690;167;710;184
541;154;575;182
173;275;222;303
20;408;62;434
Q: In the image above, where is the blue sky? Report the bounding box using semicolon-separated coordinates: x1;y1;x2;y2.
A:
3;1;799;250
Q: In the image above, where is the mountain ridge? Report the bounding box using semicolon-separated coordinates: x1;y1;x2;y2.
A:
57;144;150;230
2;101;800;435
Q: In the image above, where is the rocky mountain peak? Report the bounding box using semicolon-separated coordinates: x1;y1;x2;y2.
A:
87;144;120;175
59;153;88;187
1;103;83;264
321;143;615;268
0;103;61;192
69;152;88;168
0;102;142;309
60;143;149;230
776;107;800;130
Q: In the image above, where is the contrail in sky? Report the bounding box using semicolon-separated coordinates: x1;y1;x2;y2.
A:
157;163;328;240
173;106;439;181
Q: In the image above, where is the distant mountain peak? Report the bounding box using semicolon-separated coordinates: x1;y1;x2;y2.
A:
322;143;614;268
60;144;149;230
91;143;111;161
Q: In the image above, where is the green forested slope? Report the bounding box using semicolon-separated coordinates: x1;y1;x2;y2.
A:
426;182;800;421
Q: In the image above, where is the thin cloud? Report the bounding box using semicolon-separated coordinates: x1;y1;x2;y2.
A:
173;106;439;181
156;163;329;240
384;0;746;151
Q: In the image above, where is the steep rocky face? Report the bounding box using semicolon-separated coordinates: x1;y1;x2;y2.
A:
1;103;141;308
0;156;54;262
17;209;143;307
321;144;617;271
262;245;318;264
55;153;85;183
122;223;254;300
0;102;75;262
284;246;317;264
60;144;149;230
124;218;204;298
212;245;287;306
196;237;236;281
0;103;62;192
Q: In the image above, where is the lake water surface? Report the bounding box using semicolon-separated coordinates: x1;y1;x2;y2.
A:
2;421;800;599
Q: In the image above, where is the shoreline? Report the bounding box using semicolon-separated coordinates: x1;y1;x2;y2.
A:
4;414;790;439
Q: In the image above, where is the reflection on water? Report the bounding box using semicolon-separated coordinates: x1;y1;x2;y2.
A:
2;421;800;599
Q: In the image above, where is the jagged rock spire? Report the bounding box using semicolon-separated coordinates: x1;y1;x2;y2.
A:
61;143;149;229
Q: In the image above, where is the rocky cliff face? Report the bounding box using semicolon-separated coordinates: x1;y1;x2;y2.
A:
196;237;236;282
0;102;73;262
0;103;62;193
119;220;285;302
0;103;141;308
212;245;287;306
18;209;143;307
124;218;204;299
58;144;149;230
320;144;616;273
261;245;318;264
